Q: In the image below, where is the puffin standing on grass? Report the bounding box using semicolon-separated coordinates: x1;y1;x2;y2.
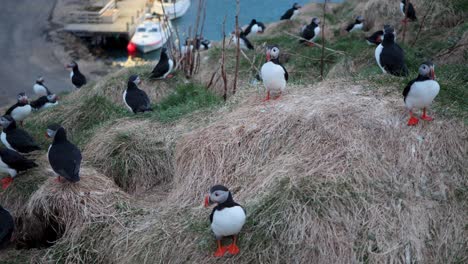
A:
0;205;14;249
0;148;37;189
205;185;246;257
0;115;40;153
4;93;32;127
123;75;152;113
66;61;87;88
346;16;365;32
375;25;408;76
231;29;254;50
260;45;288;101
281;3;301;20
244;19;266;36
30;94;59;111
300;17;321;46
400;0;417;23
365;30;384;45
33;76;52;97
150;48;174;79
403;61;440;126
46;124;82;183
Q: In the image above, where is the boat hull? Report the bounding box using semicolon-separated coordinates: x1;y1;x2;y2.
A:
153;0;191;19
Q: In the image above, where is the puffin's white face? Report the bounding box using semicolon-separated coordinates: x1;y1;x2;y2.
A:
209;190;230;204
46;129;57;138
47;94;58;102
37;77;44;83
268;46;280;60
312;18;320;25
133;76;141;85
0;116;12;127
419;63;435;80
17;93;28;103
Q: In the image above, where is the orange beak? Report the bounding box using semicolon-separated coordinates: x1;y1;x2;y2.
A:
45;132;50;138
266;51;271;62
204;195;211;207
430;67;435;80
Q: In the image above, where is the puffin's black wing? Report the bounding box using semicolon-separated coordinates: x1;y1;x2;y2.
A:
279;64;289;82
281;8;294;20
5;103;18;116
380;44;409;76
366;30;383;45
126;89;152;113
301;25;315;41
406;3;417;20
209;207;216;223
30;96;48;109
258;22;266;31
49;142;82;182
0;148;37;171
402;79;416;102
151;59;170;79
345;23;354;32
7;129;41;153
244;23;253;36
72;72;87;88
0;207;14;249
241;36;254;50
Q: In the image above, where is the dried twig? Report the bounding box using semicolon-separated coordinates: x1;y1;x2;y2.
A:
320;0;328;79
221;16;228;101
402;0;410;43
411;0;434;47
233;0;241;95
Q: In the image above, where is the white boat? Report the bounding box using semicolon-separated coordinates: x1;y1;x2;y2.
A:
129;15;173;53
153;0;191;20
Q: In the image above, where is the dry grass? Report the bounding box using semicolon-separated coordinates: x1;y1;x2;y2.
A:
104;80;467;263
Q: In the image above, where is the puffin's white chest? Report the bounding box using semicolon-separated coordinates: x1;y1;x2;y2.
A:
1;132;13;151
232;36;247;50
211;206;246;238
261;62;287;93
0;157;17;177
405;80;440;109
11;105;32;122
400;2;405;15
164;59;174;78
251;24;260;34
313;26;321;41
69;71;74;79
350;23;363;32
33;84;48;96
122;90;132;112
291;9;299;20
375;44;386;73
42;102;58;110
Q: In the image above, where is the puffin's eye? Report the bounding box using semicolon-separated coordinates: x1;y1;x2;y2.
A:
215;193;219;196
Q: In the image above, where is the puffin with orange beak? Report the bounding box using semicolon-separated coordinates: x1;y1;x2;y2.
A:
402;61;439;126
4;92;32;127
204;185;246;257
260;45;288;101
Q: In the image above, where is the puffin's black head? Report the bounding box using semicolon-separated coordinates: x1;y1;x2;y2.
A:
46;123;62;139
161;47;167;54
251;19;257;24
383;25;395;34
204;185;231;207
311;17;320;25
66;61;78;70
17;92;29;104
128;75;142;86
266;45;280;61
419;61;436;80
47;94;58;102
36;76;44;84
0;115;14;128
293;3;301;9
356;16;365;23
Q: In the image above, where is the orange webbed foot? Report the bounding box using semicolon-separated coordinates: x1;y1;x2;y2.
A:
407;116;419;126
1;177;14;190
227;243;240;255
421;114;433;121
166;74;174;79
307;42;315;47
214;246;227;257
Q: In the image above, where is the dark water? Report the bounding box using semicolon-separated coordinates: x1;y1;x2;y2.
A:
110;0;341;61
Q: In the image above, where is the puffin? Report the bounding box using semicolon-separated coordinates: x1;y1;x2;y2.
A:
150;48;174;79
260;45;288;101
400;0;417;23
365;30;384;45
66;61;87;88
403;61;439;126
30;94;59;111
281;3;301;20
345;16;365;32
231;29;254;50
4;93;32;127
123;75;152;113
0;148;37;189
0;115;40;153
244;19;266;36
181;37;211;55
300;17;321;46
375;25;408;76
204;185;246;257
33;76;52;97
0;205;14;249
46;124;82;183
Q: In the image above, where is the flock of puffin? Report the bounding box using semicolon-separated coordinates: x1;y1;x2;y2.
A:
1;1;441;257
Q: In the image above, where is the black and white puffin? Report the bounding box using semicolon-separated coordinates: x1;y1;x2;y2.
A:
375;25;408;76
204;185;246;257
0;115;40;153
403;61;439;126
33;76;52;97
181;37;211;55
150;48;174;79
0;148;37;189
300;17;321;46
281;3;301;20
0;205;14;249
66;61;87;88
346;16;365;32
123;75;152;113
260;45;288;101
30;94;59;111
244;19;266;36
400;0;417;23
46;124;82;183
4;93;32;127
231;29;254;50
365;30;384;45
